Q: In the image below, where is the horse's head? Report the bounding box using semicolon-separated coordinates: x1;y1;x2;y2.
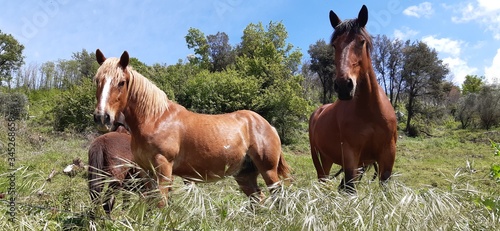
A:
93;49;131;132
329;5;373;100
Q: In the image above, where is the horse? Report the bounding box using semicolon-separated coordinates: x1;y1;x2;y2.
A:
92;49;291;206
88;123;138;216
308;5;397;193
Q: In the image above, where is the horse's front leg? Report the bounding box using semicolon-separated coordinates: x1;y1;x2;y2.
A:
338;147;361;194
154;154;173;208
311;147;334;181
341;167;364;194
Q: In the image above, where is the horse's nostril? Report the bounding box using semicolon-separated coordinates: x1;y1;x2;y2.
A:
104;114;110;124
93;114;99;123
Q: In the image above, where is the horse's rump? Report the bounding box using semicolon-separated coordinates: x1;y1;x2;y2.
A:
87;131;134;213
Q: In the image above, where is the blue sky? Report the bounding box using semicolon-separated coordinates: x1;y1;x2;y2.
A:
1;0;499;85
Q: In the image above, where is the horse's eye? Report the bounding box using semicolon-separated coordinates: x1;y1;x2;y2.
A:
118;81;125;88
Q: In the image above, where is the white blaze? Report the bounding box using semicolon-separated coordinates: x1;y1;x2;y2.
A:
99;77;112;112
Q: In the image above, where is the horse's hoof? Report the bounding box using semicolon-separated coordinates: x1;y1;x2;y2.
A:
157;199;167;208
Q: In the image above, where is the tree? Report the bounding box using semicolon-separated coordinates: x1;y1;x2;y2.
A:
14;62;39;90
401;41;449;135
236;21;302;87
165;59;201;104
72;49;99;80
301;61;323;104
455;93;478;129
0;30;25;87
207;32;235;72
55;59;79;89
372;35;405;107
477;85;500;130
308;39;335;104
185;28;210;69
462;74;484;95
40;61;56;89
257;75;312;144
234;21;308;143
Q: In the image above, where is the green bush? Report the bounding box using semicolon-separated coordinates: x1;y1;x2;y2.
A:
0;91;28;120
182;69;261;114
26;88;61;129
52;78;96;132
257;75;313;144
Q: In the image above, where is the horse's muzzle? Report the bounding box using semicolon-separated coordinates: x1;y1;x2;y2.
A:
94;112;112;131
334;77;354;100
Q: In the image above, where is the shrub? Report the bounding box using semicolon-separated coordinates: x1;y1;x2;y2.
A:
181;69;261;114
0;91;28;120
52;78;96;132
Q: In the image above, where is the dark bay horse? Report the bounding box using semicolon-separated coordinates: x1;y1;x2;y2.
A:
92;49;291;206
88;124;137;215
309;5;397;192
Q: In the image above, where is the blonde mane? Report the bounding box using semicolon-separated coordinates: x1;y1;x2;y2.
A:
95;57;169;118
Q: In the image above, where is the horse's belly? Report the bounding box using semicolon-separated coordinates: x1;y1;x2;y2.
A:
172;148;246;182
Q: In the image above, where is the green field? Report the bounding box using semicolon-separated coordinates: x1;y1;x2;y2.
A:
1;120;499;230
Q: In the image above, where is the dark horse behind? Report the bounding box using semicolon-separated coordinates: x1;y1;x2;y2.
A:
87;123;140;216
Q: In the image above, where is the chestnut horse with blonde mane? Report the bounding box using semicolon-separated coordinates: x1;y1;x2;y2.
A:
92;49;291;206
309;5;397;192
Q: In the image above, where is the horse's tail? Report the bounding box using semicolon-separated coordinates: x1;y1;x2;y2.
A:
277;152;293;184
88;141;108;204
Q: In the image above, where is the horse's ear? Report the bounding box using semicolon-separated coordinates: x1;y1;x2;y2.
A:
357;5;368;28
119;51;129;69
329;10;341;28
96;49;106;65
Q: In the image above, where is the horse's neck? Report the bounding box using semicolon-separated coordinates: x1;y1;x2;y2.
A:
123;99;171;134
124;72;171;131
356;69;386;112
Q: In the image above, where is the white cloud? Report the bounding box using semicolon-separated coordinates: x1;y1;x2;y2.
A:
485;48;500;84
403;2;434;18
452;0;500;40
393;27;419;41
422;36;478;85
477;0;500;11
443;57;478;85
422;36;463;57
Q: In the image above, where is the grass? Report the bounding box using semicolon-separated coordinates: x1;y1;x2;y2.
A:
1;119;500;230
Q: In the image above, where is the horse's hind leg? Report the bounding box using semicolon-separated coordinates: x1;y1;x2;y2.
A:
103;183;118;216
234;169;264;202
378;145;396;186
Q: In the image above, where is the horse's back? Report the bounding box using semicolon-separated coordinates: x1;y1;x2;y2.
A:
88;131;133;177
98;132;132;160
